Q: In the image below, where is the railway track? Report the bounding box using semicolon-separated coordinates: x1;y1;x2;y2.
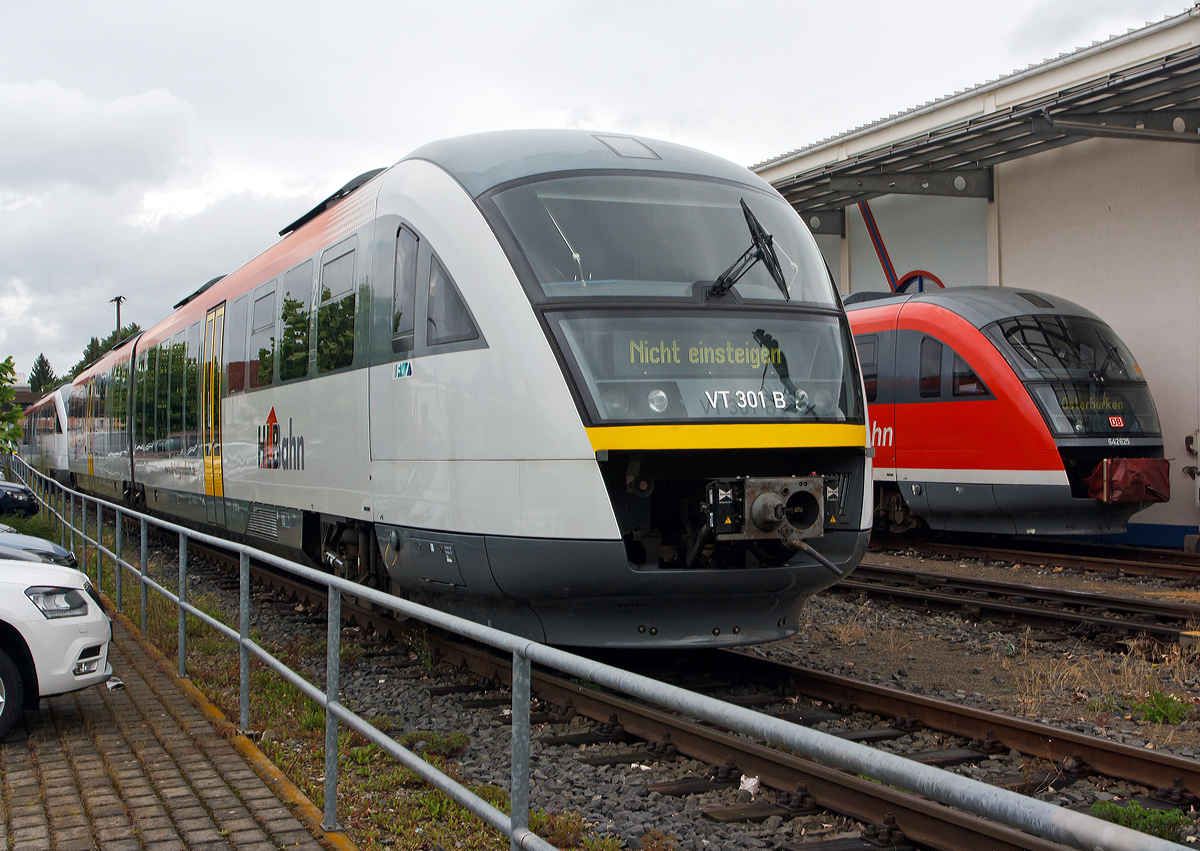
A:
871;535;1200;584
173;535;1197;850
840;562;1199;644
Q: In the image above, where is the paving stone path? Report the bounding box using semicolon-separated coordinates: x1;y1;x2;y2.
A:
0;621;327;851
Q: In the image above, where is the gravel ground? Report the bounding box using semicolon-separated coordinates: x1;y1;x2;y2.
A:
191;545;1200;848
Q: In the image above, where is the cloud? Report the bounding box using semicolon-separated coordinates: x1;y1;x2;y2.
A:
1004;0;1185;57
0;80;198;192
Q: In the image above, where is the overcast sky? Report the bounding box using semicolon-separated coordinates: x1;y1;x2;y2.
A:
0;0;1188;381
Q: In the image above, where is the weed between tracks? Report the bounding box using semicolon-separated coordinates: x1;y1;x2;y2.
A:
997;627;1200;732
19;506;623;851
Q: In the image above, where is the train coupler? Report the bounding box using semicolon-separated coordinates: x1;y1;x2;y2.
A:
705;476;824;546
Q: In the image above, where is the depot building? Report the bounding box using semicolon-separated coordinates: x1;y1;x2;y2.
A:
754;7;1200;547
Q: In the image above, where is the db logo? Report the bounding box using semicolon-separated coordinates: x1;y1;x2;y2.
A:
1109;416;1124;428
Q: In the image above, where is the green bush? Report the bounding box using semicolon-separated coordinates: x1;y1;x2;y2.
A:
1090;801;1188;840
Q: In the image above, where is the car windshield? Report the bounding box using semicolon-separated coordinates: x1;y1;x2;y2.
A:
489;175;837;305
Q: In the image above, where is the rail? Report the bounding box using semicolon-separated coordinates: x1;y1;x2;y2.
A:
1;454;1185;851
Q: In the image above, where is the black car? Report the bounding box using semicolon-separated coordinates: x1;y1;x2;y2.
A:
0;482;38;518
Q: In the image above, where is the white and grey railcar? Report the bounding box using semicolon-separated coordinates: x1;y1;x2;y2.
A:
66;130;872;647
21;384;71;485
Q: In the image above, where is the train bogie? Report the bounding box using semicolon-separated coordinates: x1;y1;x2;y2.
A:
49;130;873;647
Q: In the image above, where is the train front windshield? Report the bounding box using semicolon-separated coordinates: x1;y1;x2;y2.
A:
486;174;861;425
985;314;1162;437
490;174;838;306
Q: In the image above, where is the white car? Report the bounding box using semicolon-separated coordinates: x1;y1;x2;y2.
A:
0;558;112;739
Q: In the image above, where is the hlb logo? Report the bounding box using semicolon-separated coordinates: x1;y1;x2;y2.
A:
258;408;305;470
395;361;412;379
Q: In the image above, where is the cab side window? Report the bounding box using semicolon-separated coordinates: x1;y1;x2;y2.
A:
392;226;418;354
919;337;942;398
855;336;877;403
427;256;479;346
952;353;988;397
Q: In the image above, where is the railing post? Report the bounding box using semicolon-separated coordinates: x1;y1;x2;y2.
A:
95;502;103;593
178;533;187;679
510;650;531;851
322;584;341;832
70;493;76;559
140;518;148;635
239;551;250;731
59;487;65;547
81;496;88;574
114;508;123;611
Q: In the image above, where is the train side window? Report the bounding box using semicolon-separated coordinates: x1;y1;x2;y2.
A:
919;337;942;398
249;281;277;389
317;246;356;373
280;261;313;382
134;352;146;451
156;344;170;451
952;353;988;397
855;336;877;403
186;321;200;453
225;295;248;394
170;333;186;454
392;226;418;353
426;256;479;346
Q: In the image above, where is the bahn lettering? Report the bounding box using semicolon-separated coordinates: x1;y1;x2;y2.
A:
871;420;893;448
258;408;305;471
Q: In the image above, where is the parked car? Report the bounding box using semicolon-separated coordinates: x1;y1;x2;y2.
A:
0;558;112;738
0;544;46;563
0;482;37;518
0;533;76;568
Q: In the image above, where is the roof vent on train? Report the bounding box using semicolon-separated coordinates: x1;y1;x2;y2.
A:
593;135;661;160
173;275;226;309
278;167;386;236
1017;292;1054;308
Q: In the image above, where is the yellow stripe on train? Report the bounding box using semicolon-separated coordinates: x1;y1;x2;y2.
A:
585;423;868;452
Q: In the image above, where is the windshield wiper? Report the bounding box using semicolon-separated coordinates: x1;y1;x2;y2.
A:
708;200;789;300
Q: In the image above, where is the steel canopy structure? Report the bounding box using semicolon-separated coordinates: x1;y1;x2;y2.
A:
755;10;1200;236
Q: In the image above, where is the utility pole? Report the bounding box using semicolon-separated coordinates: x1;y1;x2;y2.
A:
110;295;126;342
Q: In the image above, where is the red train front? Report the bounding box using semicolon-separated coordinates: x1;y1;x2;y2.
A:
846;287;1168;536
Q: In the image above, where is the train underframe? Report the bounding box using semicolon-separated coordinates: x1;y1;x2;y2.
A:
63;445;872;648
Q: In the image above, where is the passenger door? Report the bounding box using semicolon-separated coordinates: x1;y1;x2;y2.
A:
202;303;226;525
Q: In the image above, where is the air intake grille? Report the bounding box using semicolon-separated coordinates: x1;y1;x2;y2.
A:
246;506;280;541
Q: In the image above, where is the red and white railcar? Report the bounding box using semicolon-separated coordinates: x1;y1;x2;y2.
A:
846;287;1168;536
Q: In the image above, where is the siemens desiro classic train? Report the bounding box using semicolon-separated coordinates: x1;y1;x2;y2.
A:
20;384;70;485
845;287;1168;537
28;131;872;647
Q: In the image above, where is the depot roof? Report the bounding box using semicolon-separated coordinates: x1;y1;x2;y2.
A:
753;7;1200;234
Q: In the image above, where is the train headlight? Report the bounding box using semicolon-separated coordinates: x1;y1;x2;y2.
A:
647;389;669;414
600;387;629;418
809;387;837;417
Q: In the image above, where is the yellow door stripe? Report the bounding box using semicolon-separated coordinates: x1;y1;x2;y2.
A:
585;423;867;451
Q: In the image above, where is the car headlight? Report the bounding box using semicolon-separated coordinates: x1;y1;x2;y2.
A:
25;586;89;619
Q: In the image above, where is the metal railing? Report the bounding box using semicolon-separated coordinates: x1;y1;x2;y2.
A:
1;453;1182;851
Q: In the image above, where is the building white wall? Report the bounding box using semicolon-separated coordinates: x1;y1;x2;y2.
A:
846;194;988;293
995;136;1200;538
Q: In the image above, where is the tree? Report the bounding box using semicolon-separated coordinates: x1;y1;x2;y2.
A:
28;353;57;394
0;356;22;452
67;322;141;379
